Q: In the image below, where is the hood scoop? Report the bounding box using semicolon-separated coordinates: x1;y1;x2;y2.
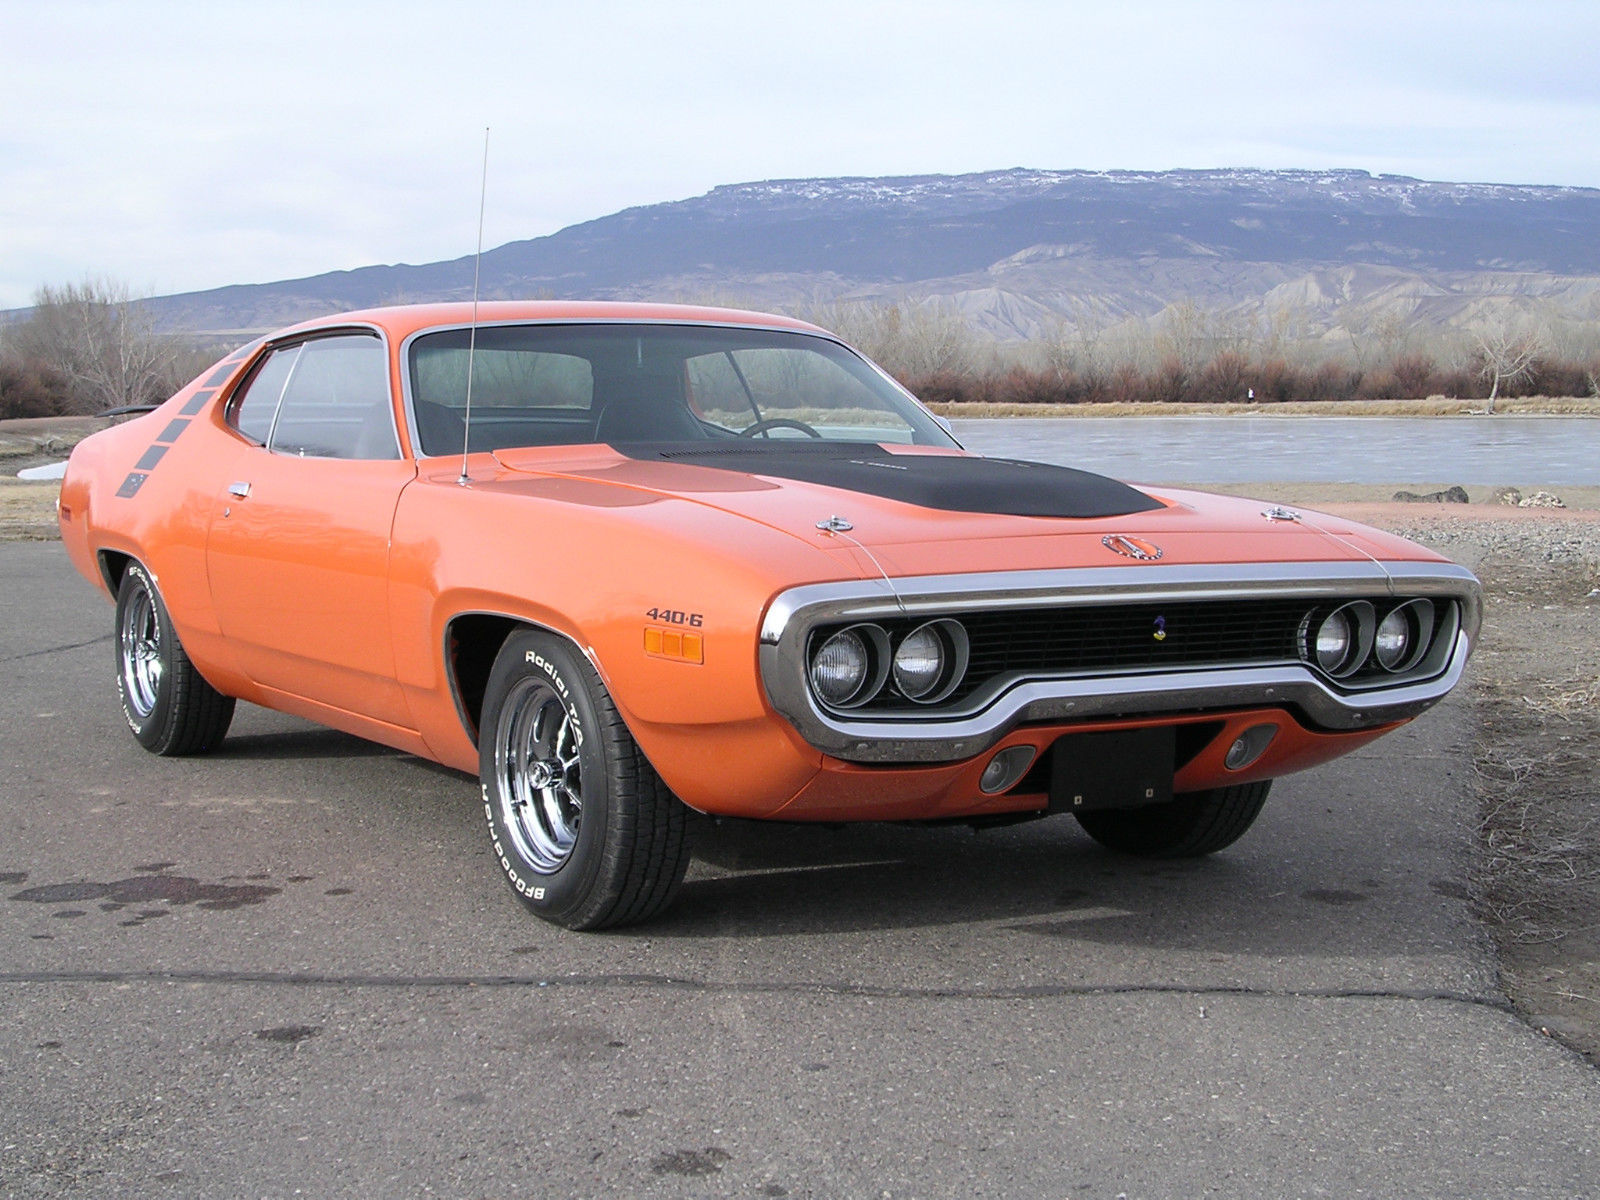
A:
614;442;1162;519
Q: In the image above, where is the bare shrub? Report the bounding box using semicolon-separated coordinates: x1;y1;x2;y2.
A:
4;279;197;414
1194;351;1251;404
793;299;977;382
1253;358;1295;403
0;356;76;419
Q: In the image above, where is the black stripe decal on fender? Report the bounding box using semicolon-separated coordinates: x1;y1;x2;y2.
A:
133;445;168;471
116;473;148;498
179;389;216;416
155;418;190;443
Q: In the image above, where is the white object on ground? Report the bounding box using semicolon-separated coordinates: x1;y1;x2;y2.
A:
17;461;67;481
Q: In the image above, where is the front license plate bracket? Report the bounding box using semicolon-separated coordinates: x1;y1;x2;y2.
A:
1048;727;1175;813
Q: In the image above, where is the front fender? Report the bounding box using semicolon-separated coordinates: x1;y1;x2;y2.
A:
388;471;848;803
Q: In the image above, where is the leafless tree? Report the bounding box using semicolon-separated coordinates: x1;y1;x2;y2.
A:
6;279;190;413
1155;299;1255;370
793;299;977;380
1474;322;1547;413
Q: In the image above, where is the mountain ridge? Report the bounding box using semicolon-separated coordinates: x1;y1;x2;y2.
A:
128;167;1600;342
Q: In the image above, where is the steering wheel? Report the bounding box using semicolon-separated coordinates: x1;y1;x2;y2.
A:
739;417;823;439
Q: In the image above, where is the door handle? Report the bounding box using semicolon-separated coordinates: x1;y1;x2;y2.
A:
228;481;252;499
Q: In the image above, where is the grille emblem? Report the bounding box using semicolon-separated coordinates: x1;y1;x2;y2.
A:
1102;534;1163;561
1153;616;1167;641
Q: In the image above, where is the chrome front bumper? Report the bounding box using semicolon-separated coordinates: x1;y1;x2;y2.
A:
758;560;1482;764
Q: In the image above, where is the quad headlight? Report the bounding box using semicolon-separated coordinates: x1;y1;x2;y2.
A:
1373;599;1434;673
810;625;886;708
891;619;969;704
891;625;943;698
1314;607;1355;673
1310;601;1373;679
1302;598;1441;681
808;619;969;710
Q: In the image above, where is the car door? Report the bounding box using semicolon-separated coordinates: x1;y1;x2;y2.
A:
205;331;417;729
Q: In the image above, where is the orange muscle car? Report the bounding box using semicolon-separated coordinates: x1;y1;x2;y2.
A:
59;302;1481;928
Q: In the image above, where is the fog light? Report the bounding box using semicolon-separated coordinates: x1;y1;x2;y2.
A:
980;745;1037;794
1224;723;1278;771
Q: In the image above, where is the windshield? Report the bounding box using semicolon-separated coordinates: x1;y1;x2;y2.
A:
405;323;957;455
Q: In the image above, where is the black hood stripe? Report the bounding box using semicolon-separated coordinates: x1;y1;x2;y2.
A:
614;442;1161;519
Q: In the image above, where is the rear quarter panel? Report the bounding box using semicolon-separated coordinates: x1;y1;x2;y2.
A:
58;361;258;693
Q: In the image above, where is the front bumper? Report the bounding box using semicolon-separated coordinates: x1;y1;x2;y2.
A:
759;560;1481;764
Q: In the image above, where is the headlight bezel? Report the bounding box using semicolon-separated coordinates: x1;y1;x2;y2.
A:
891;618;971;705
1374;598;1435;673
1300;597;1447;683
808;623;890;709
808;618;970;711
1305;600;1375;679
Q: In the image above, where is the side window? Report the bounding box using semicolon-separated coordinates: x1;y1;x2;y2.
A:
229;344;300;445
269;334;396;459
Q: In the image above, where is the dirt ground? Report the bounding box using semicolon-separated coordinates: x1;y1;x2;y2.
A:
5;417;1597;1066
1198;485;1600;1066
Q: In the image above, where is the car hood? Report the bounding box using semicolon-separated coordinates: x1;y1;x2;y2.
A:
488;443;1444;578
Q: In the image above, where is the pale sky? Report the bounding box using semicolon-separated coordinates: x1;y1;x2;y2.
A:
2;0;1596;309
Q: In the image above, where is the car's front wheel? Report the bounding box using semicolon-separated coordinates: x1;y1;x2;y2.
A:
114;561;235;756
1073;780;1271;858
479;630;693;930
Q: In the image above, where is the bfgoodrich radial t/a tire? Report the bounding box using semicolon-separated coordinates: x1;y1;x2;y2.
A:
479;629;693;930
114;561;235;756
1074;780;1272;858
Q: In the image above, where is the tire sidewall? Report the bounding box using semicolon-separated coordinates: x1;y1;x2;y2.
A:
115;562;175;751
479;632;611;924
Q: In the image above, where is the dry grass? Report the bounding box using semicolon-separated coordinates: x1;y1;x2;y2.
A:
0;479;61;539
1524;676;1600;719
1474;738;1600;946
0;415;112;462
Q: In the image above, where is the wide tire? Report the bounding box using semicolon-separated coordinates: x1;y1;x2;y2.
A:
1074;780;1272;858
114;562;235;756
479;630;692;930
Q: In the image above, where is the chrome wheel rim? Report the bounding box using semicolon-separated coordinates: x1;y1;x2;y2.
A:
494;677;583;874
119;581;162;719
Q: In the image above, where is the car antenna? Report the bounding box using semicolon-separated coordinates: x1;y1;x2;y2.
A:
459;125;490;486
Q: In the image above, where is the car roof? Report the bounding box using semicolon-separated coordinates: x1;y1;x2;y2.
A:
270;301;830;344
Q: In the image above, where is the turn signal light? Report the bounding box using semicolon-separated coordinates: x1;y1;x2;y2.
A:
644;627;704;664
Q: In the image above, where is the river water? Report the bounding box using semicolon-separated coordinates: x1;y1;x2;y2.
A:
952;416;1599;486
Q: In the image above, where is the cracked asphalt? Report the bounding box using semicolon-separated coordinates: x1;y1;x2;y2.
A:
3;540;1598;1198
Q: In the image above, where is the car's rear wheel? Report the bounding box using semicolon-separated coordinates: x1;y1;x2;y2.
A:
114;561;235;756
479;629;692;930
1074;780;1271;858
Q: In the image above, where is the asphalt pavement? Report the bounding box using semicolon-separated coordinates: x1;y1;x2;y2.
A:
2;541;1597;1198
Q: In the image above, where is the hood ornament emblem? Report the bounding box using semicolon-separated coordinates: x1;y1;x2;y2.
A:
817;515;854;533
1262;506;1301;522
1102;534;1163;561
